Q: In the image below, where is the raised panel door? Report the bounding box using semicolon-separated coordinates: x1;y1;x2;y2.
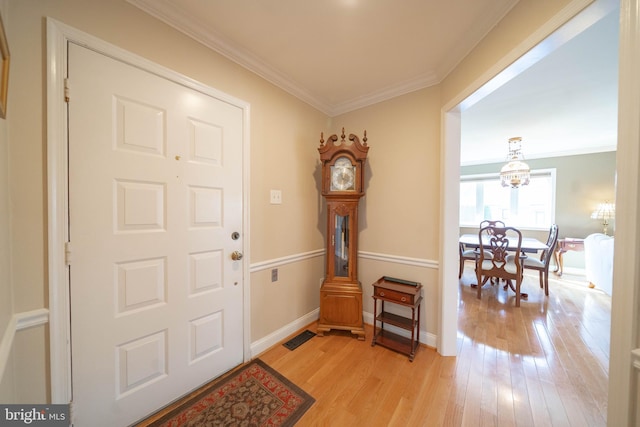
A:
68;43;244;426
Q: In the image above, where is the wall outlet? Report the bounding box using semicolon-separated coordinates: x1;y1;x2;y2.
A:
271;268;278;282
270;189;282;204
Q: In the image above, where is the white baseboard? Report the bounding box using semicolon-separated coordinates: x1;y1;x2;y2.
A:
249;307;438;358
250;308;319;357
363;311;437;348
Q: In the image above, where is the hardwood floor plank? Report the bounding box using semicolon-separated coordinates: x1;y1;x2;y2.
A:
253;269;608;426
495;347;517;426
540;379;571;426
508;353;535;427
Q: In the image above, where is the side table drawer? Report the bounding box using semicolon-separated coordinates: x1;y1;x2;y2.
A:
374;287;415;304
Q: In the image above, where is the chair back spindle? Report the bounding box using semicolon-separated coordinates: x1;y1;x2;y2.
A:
476;226;525;306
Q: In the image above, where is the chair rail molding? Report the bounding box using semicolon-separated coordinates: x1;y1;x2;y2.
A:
0;308;50;384
249;249;438;273
359;251;438;269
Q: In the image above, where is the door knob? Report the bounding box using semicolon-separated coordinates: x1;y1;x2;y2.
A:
231;251;243;261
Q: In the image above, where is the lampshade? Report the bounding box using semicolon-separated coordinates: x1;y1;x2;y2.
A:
500;137;530;188
591;202;615;235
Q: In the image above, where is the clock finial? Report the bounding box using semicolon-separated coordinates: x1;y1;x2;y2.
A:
320;132;324;146
341;127;346;142
363;130;368;145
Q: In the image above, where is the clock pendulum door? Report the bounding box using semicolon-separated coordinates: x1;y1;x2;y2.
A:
317;200;365;339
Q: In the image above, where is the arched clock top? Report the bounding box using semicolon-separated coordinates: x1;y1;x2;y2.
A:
318;128;369;196
318;128;369;163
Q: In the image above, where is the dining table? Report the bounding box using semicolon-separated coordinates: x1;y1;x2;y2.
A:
459;233;549;253
459;233;549;299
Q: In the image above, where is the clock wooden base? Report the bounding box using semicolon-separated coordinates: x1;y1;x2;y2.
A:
317;280;365;340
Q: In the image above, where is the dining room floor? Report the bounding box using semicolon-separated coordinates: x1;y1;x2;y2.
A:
457;266;610;426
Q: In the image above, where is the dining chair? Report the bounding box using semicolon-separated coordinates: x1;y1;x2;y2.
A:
459;243;477;278
459;220;505;278
475;225;526;307
479;219;506;231
521;224;559;296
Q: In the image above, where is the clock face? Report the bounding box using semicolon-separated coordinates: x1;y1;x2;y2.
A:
330;157;356;191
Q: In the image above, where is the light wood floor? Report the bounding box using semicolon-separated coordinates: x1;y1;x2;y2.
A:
259;269;611;426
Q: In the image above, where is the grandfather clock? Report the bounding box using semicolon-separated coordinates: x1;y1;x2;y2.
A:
317;128;369;340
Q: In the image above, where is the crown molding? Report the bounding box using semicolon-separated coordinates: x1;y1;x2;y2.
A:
128;0;441;117
329;72;440;117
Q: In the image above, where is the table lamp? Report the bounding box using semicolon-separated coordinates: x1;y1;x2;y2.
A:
591;202;615;235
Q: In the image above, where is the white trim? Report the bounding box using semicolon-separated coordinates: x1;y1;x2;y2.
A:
359;251;438;269
631;348;640;370
46;18;252;404
249;249;438;273
249;249;324;273
362;311;437;348
0;309;50;384
608;0;640;424
248;249;439;356
440;109;461;357
250;309;319;357
126;0;443;117
250;311;439;359
46;18;72;404
0;316;17;384
248;308;438;358
15;309;49;331
241;107;252;366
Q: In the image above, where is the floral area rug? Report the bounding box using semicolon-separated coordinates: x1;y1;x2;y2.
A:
140;359;315;427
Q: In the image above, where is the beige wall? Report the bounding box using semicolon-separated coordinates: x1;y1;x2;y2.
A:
334;87;442;333
0;114;9;356
1;0;591;407
335;88;441;259
0;0;14;401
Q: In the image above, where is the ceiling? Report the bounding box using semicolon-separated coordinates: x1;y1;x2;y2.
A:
461;1;619;165
127;0;619;164
127;0;520;116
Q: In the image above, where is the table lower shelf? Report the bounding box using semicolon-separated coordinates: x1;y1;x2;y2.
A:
372;328;418;361
376;311;416;330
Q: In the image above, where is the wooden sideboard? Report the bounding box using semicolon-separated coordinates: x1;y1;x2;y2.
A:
554;238;585;277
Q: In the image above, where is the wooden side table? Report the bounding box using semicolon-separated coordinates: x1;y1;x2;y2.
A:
371;276;422;361
554;238;585;276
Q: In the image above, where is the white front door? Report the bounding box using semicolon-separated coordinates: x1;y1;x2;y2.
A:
68;43;244;426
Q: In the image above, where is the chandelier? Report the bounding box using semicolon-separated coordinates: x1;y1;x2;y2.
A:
500;137;530;188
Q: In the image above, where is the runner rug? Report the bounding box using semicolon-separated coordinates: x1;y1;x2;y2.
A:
139;359;315;427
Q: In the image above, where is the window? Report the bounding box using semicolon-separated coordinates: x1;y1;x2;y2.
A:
460;169;556;230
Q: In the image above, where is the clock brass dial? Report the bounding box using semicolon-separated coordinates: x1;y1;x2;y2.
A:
330;157;356;191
